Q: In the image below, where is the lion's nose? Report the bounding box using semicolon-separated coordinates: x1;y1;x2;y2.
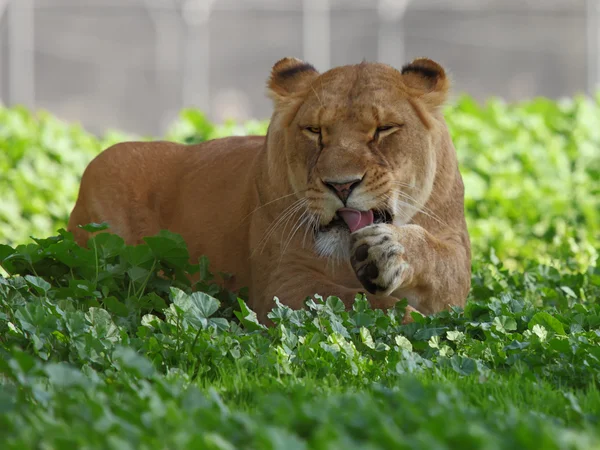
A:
323;177;363;204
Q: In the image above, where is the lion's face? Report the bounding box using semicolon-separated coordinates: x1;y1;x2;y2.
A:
267;58;449;258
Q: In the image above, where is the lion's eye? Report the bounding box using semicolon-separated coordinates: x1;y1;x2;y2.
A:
305;126;321;134
377;125;395;132
374;124;402;140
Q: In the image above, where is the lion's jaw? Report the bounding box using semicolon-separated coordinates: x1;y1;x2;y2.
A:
265;61;443;260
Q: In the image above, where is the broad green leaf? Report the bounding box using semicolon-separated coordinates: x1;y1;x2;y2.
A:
85;307;120;343
493;316;517;333
450;356;477;376
189;292;220;318
529;312;566;335
359;327;375;349
325;296;345;314
0;244;15;261
88;232;125;259
144;230;190;268
24;275;51;294
395;335;413;352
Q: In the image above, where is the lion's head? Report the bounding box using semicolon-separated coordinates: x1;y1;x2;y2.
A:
266;57;452;259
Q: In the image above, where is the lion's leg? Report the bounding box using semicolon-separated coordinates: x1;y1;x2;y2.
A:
349;224;471;316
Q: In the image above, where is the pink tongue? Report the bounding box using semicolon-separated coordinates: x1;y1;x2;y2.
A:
337;208;374;233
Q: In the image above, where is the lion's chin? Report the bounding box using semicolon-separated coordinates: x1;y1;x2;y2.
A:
314;226;352;260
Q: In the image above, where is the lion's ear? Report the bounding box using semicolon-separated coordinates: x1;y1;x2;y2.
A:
401;58;449;108
268;57;319;103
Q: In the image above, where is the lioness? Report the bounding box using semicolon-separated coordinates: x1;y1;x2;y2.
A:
68;57;471;323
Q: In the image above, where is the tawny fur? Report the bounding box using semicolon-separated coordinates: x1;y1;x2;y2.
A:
68;57;471;324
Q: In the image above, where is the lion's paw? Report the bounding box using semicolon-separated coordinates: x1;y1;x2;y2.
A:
350;224;412;296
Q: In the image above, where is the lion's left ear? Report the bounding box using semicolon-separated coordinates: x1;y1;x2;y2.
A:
401;58;450;109
267;57;320;104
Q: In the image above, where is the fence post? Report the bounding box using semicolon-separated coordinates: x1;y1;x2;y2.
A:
145;0;183;132
587;0;600;96
377;0;410;68
181;0;216;117
7;0;35;107
303;0;330;71
0;0;11;104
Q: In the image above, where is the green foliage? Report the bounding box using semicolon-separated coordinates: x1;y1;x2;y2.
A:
1;96;600;447
446;95;600;269
0;106;131;245
1;226;600;447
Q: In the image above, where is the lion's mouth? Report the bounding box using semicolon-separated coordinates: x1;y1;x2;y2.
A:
373;209;393;224
320;208;393;233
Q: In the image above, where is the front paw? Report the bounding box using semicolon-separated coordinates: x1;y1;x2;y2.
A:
350;224;412;296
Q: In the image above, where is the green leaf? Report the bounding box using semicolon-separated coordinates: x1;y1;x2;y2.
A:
45;363;90;388
189;291;220;318
395;335;413;352
359;327;375;349
24;275;51;294
234;298;266;331
88;232;125;259
560;286;577;298
139;292;168;311
127;266;150;285
170;287;191;309
208;317;229;331
112;346;154;378
144;230;190;268
121;245;155;269
493;316;517;333
102;296;130;317
85;307;120;343
79;222;110;233
0;244;15;261
450;356;477;375
505;340;529;350
413;327;447;341
325;296;345;314
529;312;566;335
446;330;465;342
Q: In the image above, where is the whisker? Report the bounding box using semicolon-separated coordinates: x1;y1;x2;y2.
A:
252;198;308;256
302;214;318;248
388;180;444;206
281;212;311;258
394;192;446;226
279;200;308;247
381;193;412;224
386;182;447;226
397;197;444;226
272;200;307;245
241;190;307;223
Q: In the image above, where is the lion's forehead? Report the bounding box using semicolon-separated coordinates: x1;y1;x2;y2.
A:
302;92;409;127
302;73;409;124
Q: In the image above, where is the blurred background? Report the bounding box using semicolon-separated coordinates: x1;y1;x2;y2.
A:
0;0;599;136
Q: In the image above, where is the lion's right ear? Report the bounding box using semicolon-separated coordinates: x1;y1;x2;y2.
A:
401;58;450;109
267;57;319;104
